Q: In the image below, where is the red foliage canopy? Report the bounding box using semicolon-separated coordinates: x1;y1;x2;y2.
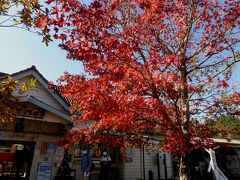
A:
41;0;240;156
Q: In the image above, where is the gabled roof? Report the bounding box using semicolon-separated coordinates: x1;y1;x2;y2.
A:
18;95;71;122
0;72;8;77
1;65;69;112
1;66;72;123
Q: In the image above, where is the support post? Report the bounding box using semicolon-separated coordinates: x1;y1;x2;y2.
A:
156;153;160;180
163;154;168;179
143;145;145;180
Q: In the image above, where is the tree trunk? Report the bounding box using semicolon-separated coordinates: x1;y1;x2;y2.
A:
179;152;190;180
179;61;191;180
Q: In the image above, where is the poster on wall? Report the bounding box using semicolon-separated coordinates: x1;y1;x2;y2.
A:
126;149;133;162
53;147;64;167
37;162;51;180
47;143;56;155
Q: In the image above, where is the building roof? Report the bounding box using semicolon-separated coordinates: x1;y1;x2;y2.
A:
1;66;72;123
213;138;240;146
1;65;69;111
18;95;72;122
0;72;8;77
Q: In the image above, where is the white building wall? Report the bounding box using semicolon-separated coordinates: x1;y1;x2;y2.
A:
13;76;66;112
29;142;41;180
44;111;68;124
123;148;174;180
123;148;141;180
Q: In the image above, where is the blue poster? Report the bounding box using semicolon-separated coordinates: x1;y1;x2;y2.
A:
47;143;56;154
37;162;51;180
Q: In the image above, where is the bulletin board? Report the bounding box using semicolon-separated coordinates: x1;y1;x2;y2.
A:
36;162;51;180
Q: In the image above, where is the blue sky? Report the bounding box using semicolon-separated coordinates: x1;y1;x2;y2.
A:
0;27;85;81
0;0;92;82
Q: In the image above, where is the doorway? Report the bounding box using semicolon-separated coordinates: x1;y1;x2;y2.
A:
0;140;36;180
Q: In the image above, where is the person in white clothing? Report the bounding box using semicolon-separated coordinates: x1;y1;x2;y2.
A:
99;150;112;180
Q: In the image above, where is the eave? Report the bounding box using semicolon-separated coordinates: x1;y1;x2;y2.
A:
18;95;72;123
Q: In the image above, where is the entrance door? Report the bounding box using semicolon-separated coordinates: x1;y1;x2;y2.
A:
0;140;36;180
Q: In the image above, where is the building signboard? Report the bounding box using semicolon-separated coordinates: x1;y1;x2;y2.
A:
36;162;51;180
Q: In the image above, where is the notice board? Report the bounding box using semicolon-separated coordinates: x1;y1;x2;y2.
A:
37;162;51;180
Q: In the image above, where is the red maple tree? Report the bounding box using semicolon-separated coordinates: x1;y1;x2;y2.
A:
205;91;240;120
39;0;240;179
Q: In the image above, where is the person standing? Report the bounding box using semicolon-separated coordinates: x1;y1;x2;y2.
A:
81;148;92;180
99;150;112;180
